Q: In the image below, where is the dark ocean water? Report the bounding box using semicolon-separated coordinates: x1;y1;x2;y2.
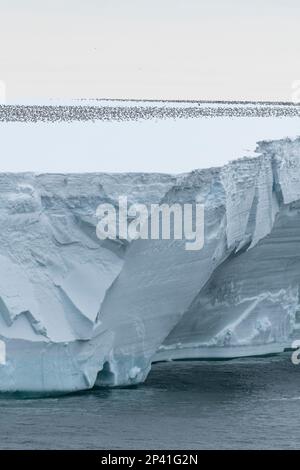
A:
1;352;300;450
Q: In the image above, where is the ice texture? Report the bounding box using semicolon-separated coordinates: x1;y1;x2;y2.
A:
1;138;300;392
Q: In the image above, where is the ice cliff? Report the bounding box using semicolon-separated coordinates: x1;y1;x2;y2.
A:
1;137;300;393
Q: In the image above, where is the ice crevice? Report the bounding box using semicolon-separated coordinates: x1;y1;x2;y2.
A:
1;138;300;392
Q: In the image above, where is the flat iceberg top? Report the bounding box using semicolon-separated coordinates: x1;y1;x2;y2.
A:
0;103;300;173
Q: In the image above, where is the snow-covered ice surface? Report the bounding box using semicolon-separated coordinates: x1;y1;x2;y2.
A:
1;101;300;393
1;100;300;173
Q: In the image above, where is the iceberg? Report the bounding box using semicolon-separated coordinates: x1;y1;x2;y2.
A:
156;139;300;361
1;136;300;393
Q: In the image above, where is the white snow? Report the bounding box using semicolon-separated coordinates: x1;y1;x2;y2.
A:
0;110;300;174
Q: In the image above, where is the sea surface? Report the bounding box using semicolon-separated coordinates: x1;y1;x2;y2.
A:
1;353;300;450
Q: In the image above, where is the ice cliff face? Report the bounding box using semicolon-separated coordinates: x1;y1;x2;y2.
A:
1;138;300;393
0;173;175;392
157;139;300;361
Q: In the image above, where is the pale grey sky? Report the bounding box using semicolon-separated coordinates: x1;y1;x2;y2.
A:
1;0;300;101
